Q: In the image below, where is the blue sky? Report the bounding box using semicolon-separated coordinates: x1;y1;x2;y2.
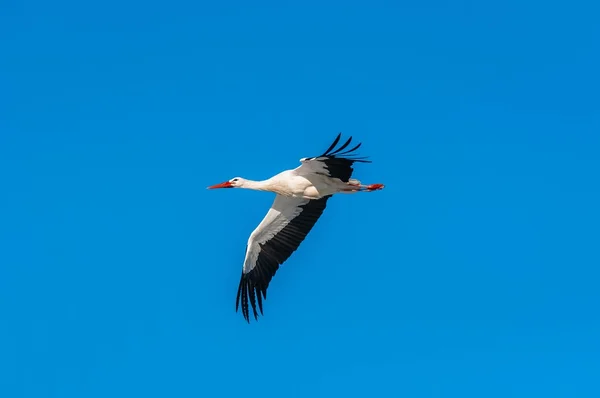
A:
1;1;599;397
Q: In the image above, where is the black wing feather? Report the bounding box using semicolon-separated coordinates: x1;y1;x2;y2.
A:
339;142;362;155
329;136;353;155
314;133;371;182
236;196;330;322
322;133;342;155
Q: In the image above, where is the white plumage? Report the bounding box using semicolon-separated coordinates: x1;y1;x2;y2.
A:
208;133;384;322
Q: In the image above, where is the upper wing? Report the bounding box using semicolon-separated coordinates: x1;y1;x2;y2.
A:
293;133;371;182
236;194;330;322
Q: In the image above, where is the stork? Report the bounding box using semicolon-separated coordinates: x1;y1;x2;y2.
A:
208;133;384;322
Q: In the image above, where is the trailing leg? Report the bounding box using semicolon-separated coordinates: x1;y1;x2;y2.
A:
340;180;385;193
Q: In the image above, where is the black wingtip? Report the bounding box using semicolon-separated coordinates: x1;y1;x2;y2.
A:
323;133;342;156
236;271;264;323
249;282;258;320
339;142;362;155
236;272;249;322
256;287;264;315
320;133;367;160
330;136;353;155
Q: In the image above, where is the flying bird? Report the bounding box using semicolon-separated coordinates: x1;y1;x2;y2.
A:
208;133;384;322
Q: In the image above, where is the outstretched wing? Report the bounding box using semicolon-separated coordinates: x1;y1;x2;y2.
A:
236;195;331;322
294;133;371;182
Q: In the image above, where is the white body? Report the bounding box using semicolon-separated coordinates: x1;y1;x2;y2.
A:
243;169;355;199
208;134;383;322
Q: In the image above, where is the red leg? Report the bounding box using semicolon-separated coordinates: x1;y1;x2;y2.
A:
366;183;385;191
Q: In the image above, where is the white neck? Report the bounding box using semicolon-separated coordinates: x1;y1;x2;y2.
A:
241;179;273;191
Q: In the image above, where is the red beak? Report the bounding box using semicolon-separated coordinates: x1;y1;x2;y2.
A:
207;181;233;189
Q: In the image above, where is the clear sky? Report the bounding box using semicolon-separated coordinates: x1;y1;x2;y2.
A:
1;1;599;397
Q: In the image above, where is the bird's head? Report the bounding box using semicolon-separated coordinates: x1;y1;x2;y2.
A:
207;177;245;189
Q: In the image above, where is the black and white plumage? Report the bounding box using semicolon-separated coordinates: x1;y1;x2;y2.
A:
208;133;385;322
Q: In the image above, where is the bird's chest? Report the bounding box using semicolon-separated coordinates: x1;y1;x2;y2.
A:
289;176;328;199
270;173;330;199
